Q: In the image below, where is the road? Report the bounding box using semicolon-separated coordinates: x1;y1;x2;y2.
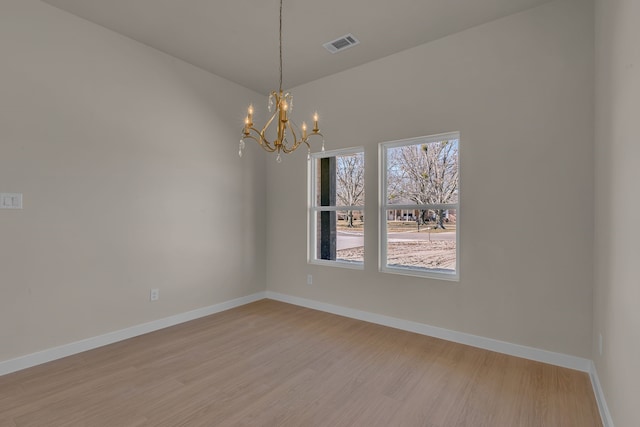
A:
337;230;455;250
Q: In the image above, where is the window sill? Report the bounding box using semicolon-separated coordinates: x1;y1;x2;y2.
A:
380;265;459;281
308;259;364;270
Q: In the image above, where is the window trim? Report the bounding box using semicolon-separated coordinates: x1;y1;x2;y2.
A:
378;132;460;281
308;146;365;269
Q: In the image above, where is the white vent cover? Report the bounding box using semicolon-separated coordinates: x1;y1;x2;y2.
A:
323;34;360;54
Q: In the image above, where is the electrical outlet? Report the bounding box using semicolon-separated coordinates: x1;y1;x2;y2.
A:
307;274;313;285
150;288;160;302
0;193;22;209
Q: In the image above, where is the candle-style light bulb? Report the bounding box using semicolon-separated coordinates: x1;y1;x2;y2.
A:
244;116;250;134
313;112;319;132
302;122;307;139
247;105;253;126
279;99;288;123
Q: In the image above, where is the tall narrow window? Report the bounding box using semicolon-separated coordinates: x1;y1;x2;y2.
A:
308;147;365;268
380;133;459;280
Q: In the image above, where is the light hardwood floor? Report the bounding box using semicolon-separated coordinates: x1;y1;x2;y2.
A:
0;299;601;426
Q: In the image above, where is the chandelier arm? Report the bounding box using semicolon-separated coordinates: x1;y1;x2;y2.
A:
280;121;300;154
308;131;324;151
281;142;298;154
258;109;279;144
260;141;278;153
242;134;278;152
303;131;324;142
244;126;277;151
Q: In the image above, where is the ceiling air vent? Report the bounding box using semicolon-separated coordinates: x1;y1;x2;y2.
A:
323;33;360;54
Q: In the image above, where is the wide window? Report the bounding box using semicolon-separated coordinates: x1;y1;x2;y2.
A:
308;147;365;268
379;133;459;280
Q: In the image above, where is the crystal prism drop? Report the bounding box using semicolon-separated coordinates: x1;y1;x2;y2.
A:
239;149;243;157
321;139;325;152
268;94;274;112
307;149;311;161
276;153;282;163
286;94;293;113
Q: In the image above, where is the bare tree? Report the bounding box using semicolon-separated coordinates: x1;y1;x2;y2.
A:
336;153;365;227
387;140;458;229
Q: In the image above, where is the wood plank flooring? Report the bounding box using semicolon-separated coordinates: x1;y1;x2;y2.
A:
0;299;602;426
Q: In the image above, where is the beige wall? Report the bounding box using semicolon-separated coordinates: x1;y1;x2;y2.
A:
265;0;595;358
0;0;604;389
0;0;266;362
594;0;640;425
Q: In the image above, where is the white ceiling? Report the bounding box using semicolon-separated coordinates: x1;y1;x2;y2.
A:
41;0;553;95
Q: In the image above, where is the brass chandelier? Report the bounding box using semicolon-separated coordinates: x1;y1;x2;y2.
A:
239;0;324;162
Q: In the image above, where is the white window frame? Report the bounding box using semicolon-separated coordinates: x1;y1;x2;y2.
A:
308;146;365;269
379;132;460;281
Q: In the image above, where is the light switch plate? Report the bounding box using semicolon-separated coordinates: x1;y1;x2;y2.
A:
0;193;22;209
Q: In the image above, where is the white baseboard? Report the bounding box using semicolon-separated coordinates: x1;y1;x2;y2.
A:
0;289;613;427
265;291;592;372
589;361;615;427
266;291;618;423
0;291;267;377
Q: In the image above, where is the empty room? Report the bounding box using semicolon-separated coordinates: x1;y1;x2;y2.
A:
0;0;637;425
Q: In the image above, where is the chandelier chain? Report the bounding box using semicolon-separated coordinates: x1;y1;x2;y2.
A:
279;0;283;93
